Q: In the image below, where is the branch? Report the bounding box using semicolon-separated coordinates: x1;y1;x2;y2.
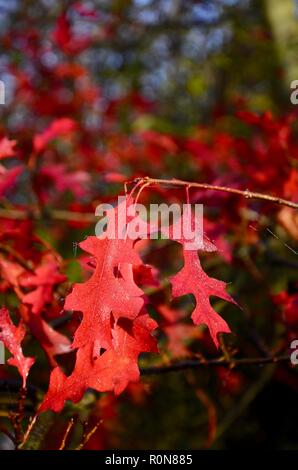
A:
59;417;76;451
0;355;291;396
140;354;291;375
136;177;298;210
0;176;297;225
75;420;102;451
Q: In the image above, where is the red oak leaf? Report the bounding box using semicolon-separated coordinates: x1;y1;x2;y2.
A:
0;258;70;367
170;250;236;348
167;207;236;347
0;308;35;387
65;199;144;352
66;247;144;352
40;197;158;412
39;311;157;412
20;254;66;315
28;315;71;367
161;204;216;252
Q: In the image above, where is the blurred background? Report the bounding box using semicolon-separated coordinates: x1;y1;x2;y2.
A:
1;0;298;129
0;0;298;450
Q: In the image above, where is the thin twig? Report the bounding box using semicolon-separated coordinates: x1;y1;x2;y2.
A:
59;417;76;450
218;333;234;367
14;387;27;446
137;177;298;210
140;354;291;375
75;420;103;450
18;414;37;449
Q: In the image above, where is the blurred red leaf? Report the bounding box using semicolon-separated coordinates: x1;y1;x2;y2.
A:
33;118;77;153
0;307;35;387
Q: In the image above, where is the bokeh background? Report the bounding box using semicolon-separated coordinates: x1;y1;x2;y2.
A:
0;0;298;450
